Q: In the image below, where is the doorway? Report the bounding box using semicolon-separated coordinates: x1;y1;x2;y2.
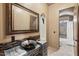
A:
59;7;75;56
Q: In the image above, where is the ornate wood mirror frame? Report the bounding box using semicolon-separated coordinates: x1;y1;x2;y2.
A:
5;3;39;35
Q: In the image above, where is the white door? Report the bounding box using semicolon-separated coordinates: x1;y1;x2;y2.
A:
67;21;74;45
60;20;74;46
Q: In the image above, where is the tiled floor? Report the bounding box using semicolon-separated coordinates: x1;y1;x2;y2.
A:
48;45;74;56
48;41;74;56
48;47;57;55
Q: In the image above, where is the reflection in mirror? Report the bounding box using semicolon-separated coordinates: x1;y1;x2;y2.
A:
12;5;38;31
5;3;39;34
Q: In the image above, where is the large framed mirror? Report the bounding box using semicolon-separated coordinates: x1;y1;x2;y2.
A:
5;3;39;35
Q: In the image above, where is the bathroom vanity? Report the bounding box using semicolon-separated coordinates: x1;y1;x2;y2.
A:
0;3;48;56
0;39;47;56
4;44;40;56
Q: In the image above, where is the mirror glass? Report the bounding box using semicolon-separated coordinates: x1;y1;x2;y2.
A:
12;5;38;31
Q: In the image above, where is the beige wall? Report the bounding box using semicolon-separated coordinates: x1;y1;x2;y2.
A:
0;3;48;43
48;3;76;49
0;4;5;42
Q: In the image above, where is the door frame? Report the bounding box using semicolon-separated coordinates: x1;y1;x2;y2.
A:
59;6;79;56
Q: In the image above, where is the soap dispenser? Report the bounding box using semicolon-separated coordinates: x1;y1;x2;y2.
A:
11;36;15;42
